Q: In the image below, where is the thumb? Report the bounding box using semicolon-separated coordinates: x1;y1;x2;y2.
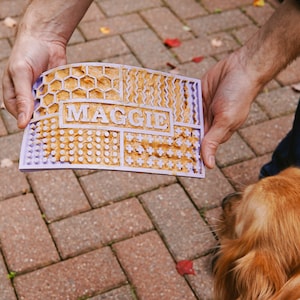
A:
201;126;230;169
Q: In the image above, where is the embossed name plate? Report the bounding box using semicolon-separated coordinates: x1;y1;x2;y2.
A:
19;63;205;178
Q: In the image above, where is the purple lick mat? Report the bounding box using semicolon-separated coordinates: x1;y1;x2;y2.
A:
19;63;205;178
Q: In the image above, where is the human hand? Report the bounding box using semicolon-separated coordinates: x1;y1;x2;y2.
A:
200;51;263;168
2;33;67;128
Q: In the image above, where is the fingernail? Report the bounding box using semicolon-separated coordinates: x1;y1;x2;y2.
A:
17;112;26;128
208;155;215;168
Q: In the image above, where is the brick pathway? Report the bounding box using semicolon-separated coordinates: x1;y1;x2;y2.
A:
0;0;300;299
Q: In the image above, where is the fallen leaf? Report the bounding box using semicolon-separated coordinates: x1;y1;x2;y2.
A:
4;17;17;28
166;62;177;69
192;56;204;63
211;38;223;48
214;8;222;14
253;0;265;6
291;83;300;92
100;26;110;34
182;25;191;32
164;38;181;48
1;158;13;168
176;260;196;276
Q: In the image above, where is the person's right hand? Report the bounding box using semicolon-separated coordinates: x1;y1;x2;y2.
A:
2;33;67;128
200;51;263;169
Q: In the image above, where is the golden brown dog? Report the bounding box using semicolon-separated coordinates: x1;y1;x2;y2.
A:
214;167;300;300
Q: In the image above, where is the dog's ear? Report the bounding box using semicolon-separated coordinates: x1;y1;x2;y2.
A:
233;249;286;300
214;241;287;300
271;266;300;300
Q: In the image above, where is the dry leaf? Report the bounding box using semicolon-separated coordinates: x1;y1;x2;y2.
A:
1;158;13;168
253;0;265;6
99;26;110;34
211;38;223;48
4;17;17;28
182;25;191;32
192;56;204;63
164;38;181;48
176;260;196;276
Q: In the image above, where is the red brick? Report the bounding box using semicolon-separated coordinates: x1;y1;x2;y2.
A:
0;19;18;39
50;198;153;258
187;255;215;300
80;170;176;207
241;101;268;128
232;24;259;45
14;247;126;300
244;3;275;26
81;2;105;22
222;154;272;190
0;253;17;300
0;39;11;61
201;0;253;12
0;132;23;161
103;53;141;66
179;167;235;208
0;194;59;273
239;115;294;156
90;285;135;300
96;0;162;17
66;36;129;63
140;184;216;260
0;0;28;19
176;57;217;79
256;86;299;118
188;9;251;34
141;7;193;40
79;14;147;40
173;32;239;63
164;0;207;19
216;132;255;167
204;206;223;235
0;113;7;136
0;163;29;200
0;109;20;134
28;170;90;222
276;57;300;85
123;29;178;69
68;28;85;45
113;231;197;300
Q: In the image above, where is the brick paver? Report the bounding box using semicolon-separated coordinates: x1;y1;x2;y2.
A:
0;253;17;300
28;170;91;222
0;194;59;273
14;247;126;300
113;231;197;300
0;163;29;200
139;184;216;260
0;0;298;299
50;198;153;258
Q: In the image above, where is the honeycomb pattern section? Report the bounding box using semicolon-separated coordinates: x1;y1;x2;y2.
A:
20;63;205;178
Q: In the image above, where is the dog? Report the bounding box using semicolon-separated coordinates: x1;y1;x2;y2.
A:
213;167;300;300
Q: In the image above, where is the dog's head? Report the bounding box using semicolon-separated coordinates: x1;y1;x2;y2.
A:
214;167;300;300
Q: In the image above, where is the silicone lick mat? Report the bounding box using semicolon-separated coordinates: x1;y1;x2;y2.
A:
19;63;205;178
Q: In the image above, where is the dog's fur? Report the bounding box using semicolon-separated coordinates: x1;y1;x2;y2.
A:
214;167;300;300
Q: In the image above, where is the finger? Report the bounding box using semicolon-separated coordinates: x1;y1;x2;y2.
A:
201;125;232;169
2;67;18;118
10;65;35;129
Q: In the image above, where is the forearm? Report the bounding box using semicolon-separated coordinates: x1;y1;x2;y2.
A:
239;0;300;86
18;0;93;44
